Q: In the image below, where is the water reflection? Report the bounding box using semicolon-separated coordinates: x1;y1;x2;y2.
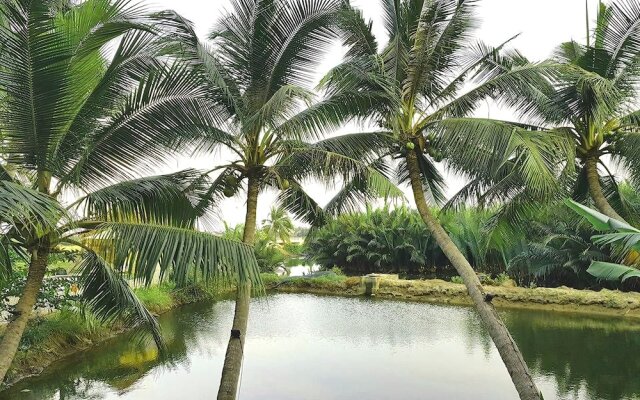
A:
1;295;638;400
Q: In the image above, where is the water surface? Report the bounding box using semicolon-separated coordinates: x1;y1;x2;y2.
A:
2;294;638;400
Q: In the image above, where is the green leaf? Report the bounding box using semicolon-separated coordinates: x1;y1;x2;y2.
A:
564;199;613;230
83;221;262;289
78;251;164;351
587;261;640;282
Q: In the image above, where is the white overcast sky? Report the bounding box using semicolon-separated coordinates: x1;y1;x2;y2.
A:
146;0;599;230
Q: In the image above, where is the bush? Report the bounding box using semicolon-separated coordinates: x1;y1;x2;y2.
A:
134;285;174;314
306;206;504;277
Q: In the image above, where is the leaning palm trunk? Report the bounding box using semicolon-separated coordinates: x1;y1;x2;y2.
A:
0;243;50;382
585;157;626;222
218;177;259;400
405;152;542;400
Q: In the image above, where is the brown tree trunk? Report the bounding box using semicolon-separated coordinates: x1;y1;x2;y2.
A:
217;176;259;400
585;156;626;222
405;151;542;400
0;244;50;383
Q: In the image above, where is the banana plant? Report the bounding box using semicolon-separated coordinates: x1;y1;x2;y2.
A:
566;199;640;282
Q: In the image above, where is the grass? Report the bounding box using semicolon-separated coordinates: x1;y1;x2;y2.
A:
134;285;175;314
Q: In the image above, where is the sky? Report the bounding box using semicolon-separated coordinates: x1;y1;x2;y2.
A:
146;0;599;230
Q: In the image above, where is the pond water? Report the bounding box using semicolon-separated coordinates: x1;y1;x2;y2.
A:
1;294;639;400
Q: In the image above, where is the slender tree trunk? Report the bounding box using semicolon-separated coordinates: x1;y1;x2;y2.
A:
0;243;50;383
405;151;542;400
217;176;259;400
585;156;626;222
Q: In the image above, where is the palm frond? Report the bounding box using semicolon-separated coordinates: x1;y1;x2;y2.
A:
0;181;66;235
78;250;164;350
276;180;327;227
430;118;574;199
65;62;222;188
83;221;262;289
72;170;210;226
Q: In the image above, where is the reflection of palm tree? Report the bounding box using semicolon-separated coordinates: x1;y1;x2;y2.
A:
263;207;294;244
504;310;640;400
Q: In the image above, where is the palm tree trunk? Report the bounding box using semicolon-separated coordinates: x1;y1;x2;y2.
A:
585;156;626;222
405;151;541;400
217;176;259;400
0;245;50;383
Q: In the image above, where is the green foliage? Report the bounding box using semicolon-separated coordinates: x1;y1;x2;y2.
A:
567;199;640;285
262;207;294;244
1;275;80;313
222;224;286;273
307;201;635;288
134;285;175;314
307;206;512;276
450;276;464;284
19;309;107;352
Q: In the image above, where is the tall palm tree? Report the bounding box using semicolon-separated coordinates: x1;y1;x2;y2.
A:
0;0;261;382
174;1;401;398
262;207;294;244
496;0;640;222
277;1;575;398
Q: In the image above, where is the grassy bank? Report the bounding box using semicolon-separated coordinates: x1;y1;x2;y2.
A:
3;283;228;387
268;274;640;319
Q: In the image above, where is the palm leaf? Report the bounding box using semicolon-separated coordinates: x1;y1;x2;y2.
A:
78;251;164;350
83;221;262;289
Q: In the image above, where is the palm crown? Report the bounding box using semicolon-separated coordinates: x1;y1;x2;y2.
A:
174;0;402;228
278;0;574;225
497;0;640;222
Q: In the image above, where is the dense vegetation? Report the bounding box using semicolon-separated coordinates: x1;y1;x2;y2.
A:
305;203;634;289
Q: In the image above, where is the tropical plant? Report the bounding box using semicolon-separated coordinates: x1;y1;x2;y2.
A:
222;224;286;273
567;199;640;284
262;207;294;244
0;0;261;382
307;206;434;274
495;0;640;222
280;0;579;397
171;1;402;397
508;205;609;288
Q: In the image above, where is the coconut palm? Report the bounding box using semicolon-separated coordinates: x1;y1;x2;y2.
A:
495;0;640;222
275;1;579;398
0;0;261;382
172;1;401;398
262;207;294;244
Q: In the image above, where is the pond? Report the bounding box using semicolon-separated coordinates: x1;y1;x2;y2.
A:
1;294;639;400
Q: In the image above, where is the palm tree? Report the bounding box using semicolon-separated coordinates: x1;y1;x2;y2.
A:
262;207;294;244
0;0;261;382
173;1;401;398
277;1;577;398
498;0;640;222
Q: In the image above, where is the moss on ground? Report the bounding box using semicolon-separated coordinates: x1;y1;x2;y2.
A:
267;273;640;319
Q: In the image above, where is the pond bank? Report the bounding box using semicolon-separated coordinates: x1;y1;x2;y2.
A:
2;284;229;388
269;274;640;319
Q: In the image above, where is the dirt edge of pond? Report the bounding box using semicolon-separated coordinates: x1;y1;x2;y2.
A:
271;276;640;319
